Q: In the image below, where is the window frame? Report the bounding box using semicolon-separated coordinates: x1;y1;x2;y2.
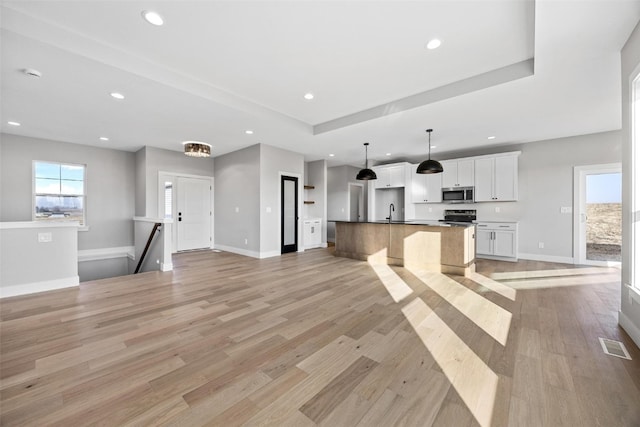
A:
32;160;87;229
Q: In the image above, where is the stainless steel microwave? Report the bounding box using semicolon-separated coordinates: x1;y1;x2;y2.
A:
442;186;474;203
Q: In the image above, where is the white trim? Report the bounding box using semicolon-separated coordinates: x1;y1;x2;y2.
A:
214;244;261;259
518;252;575;265
0;221;80;229
160;262;173;272
627;284;640;304
618;309;640;350
278;171;303;254
133;216;174;224
476;254;518;263
0;276;79;298
260;250;282;259
78;246;135;262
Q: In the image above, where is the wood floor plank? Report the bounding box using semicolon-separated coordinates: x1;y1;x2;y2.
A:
0;249;638;426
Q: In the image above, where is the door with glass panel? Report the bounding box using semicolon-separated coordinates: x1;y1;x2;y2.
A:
281;176;298;254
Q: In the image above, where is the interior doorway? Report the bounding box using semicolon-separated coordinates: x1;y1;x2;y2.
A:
281;175;298;254
574;164;622;266
348;183;364;222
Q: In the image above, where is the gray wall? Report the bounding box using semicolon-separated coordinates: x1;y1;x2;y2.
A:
135;148;146;216
214;144;261;253
305;160;328;244
327;164;363;241
411;130;621;261
620;20;640;344
0;133;135;250
142;146;214;218
260;144;305;254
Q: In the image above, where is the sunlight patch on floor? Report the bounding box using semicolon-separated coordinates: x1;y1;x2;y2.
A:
467;272;517;301
402;297;497;427
489;267;619;281
500;272;621;290
368;261;414;303
408;268;512;346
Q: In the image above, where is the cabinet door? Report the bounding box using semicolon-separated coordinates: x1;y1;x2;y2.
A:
311;220;322;245
475;229;493;255
425;173;443;203
494;230;516;257
411;173;428;203
441;160;458;188
494;156;518;201
373;167;389;188
457;159;475;187
474;157;494;202
387;165;406;187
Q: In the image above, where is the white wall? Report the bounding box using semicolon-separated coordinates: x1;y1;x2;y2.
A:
620;20;640;347
260;144;305;256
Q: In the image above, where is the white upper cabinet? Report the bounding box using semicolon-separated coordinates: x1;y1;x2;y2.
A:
442;159;474;188
474;153;519;202
411;170;442;203
374;164;406;189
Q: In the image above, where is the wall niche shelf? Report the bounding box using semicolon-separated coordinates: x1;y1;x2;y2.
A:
304;201;315;204
304;185;315;190
304;184;315;204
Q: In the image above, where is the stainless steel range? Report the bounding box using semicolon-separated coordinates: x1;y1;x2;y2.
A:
440;209;476;223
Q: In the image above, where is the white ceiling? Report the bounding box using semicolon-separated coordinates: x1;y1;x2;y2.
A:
1;1;639;167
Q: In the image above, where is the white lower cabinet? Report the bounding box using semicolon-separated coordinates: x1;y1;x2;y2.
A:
475;222;517;261
303;219;322;248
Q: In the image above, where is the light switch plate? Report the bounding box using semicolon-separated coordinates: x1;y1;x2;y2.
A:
560;207;572;214
38;232;52;243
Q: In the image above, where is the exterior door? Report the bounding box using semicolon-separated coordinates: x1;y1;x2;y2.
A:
281;176;298;253
177;176;211;251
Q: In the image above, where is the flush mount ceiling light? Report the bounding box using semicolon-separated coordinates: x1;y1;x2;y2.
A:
416;129;443;174
142;11;164;26
426;39;442;50
329;153;335;157
488;136;496;140
183;141;211;158
245;130;254;135
304;93;314;100
8;121;21;126
110;92;125;100
356;142;377;180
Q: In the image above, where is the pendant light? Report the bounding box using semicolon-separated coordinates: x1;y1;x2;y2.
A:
416;129;443;174
356;142;377;180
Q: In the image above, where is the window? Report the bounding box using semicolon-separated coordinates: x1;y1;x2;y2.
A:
34;161;86;226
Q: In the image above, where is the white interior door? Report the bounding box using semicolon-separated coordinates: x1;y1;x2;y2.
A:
177;176;211;251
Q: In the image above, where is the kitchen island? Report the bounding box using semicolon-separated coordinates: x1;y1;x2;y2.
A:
333;220;475;276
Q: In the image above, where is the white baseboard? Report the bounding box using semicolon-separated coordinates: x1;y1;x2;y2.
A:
518;253;575;264
214;244;261;259
0;276;80;298
476;254;517;263
78;246;135;262
260;250;281;259
618;309;640;350
160;262;173;272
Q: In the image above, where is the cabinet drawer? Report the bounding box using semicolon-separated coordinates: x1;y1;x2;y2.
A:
475;222;517;231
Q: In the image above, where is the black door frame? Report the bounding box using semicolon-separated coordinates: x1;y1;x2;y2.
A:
281;175;298;254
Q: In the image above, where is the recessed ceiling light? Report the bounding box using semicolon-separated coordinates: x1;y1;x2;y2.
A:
426;39;442;50
8;121;21;126
110;92;125;100
329;154;335;157
386;153;391;156
487;136;496;140
99;137;109;141
430;145;436;149
304;93;314;100
245;130;254;135
23;68;42;78
142;11;164;26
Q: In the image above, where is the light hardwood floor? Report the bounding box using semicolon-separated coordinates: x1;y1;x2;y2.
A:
1;249;639;426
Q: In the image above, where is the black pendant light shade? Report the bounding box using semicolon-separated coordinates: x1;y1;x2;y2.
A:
416;129;443;174
356;142;377;180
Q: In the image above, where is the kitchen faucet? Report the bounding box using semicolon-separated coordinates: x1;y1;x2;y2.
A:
387;203;395;223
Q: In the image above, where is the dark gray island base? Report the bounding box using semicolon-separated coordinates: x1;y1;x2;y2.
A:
332;220;476;276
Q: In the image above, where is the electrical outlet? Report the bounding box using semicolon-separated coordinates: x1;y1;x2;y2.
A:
38;232;52;243
244;238;248;245
156;259;160;264
538;242;544;249
495;207;501;213
560;207;572;214
235;207;240;213
428;207;433;212
266;207;271;213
